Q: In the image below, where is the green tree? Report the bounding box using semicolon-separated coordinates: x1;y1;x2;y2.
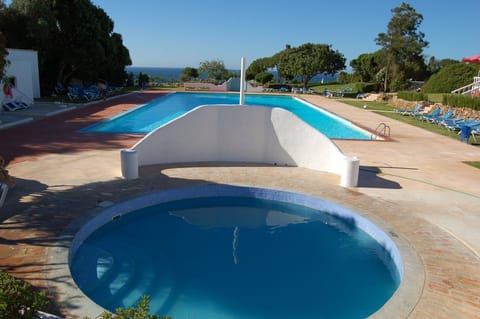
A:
350;52;383;82
0;1;6;79
255;71;274;85
138;72;149;87
180;66;199;82
246;57;275;81
198;59;229;83
337;71;360;84
1;0;131;93
272;44;293;82
375;2;429;92
0;33;6;80
277;43;345;88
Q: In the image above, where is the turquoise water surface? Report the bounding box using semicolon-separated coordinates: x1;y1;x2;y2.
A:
70;196;400;319
82;92;372;139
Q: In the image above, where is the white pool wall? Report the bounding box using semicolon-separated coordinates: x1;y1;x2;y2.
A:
122;105;359;187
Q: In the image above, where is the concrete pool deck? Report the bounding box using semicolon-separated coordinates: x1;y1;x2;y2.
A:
0;91;479;318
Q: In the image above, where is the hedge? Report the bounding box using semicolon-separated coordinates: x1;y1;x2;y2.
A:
442;94;480;110
397;91;428;102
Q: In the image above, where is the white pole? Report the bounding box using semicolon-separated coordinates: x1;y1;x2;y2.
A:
239;57;246;105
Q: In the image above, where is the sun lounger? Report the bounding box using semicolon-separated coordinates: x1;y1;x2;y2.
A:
451;120;480;131
2;100;23;112
459;122;480;143
417;108;441;121
430;110;454;123
471;124;480;142
439;117;464;130
395;103;423;116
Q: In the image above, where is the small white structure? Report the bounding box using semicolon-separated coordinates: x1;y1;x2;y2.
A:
121;106;360;187
1;48;40;103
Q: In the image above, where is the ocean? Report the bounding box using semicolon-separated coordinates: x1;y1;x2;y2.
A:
125;66;336;83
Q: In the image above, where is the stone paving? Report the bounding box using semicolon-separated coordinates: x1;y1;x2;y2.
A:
1;91;479;318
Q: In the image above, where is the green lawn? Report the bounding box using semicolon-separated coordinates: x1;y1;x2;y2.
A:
339;98;480;145
464;161;480;169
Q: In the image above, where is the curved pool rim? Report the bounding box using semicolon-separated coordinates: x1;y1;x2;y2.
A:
68;184;411;318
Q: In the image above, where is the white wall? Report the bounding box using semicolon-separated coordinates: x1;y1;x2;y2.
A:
124;106;359;187
1;48;40;102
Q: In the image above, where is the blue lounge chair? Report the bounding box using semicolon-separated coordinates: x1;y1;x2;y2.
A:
2;100;23;111
396;103;423;116
451;120;480;132
459;122;480;143
439;117;464;130
417;108;441;121
471;124;480;142
430;109;454;123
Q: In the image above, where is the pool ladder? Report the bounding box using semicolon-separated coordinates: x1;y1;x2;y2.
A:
373;122;390;139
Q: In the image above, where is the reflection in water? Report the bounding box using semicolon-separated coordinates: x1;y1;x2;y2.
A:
232;226;239;265
71;196;400;319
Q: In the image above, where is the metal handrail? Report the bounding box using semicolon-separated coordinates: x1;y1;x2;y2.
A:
374;122;391;138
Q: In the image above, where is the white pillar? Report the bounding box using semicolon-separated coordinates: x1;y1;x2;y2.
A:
121;149;139;179
340;156;360;187
239;57;246;105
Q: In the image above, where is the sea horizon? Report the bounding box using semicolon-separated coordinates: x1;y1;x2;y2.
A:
125;66;336;83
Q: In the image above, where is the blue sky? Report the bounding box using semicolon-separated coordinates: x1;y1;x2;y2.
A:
91;0;478;69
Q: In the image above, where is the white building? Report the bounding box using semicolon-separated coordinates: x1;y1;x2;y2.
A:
1;48;40;103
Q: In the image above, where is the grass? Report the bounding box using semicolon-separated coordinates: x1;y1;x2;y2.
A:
464;161;480;169
340;98;480;145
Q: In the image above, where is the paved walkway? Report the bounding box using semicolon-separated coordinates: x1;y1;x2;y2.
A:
1;91;479;318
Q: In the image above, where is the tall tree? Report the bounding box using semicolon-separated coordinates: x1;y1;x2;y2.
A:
350;52;382;82
1;0;131;93
278;43;345;88
180;67;199;82
0;33;6;79
0;0;8;81
198;59;229;83
375;2;428;91
245;57;275;81
0;1;7;79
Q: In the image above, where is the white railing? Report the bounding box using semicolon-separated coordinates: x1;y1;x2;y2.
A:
451;76;480;95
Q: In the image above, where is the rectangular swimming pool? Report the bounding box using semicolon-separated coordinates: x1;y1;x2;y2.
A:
82;92;373;140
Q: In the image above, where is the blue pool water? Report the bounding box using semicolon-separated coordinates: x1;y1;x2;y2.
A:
82;92;372;139
70;187;400;319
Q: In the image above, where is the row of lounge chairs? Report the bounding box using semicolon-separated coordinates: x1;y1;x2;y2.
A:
2;99;31;112
54;83;123;101
395;103;480;142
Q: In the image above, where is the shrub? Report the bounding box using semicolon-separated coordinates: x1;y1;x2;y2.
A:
355;82;381;93
442;94;480;110
397;91;428;102
0;271;49;319
422;63;479;93
91;295;171;319
254;72;274;85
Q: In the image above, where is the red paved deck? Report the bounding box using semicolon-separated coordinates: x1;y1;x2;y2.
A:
1;91;167;166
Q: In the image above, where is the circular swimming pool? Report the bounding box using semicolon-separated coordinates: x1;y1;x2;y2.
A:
70;185;401;319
